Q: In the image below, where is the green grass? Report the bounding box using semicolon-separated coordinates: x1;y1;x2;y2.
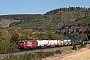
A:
68;17;90;25
15;17;90;29
3;51;54;60
15;19;62;29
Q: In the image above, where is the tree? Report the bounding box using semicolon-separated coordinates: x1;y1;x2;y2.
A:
46;31;53;40
69;32;88;40
88;28;90;40
69;32;79;39
0;40;9;52
10;31;20;42
20;29;33;40
79;34;88;40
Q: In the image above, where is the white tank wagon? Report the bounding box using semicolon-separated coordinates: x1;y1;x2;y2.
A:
63;39;71;45
48;40;58;47
36;40;49;48
37;40;64;48
57;40;64;46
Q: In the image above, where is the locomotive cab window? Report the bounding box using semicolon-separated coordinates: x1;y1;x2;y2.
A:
18;41;24;44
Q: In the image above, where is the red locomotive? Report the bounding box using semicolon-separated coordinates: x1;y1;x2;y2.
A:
18;40;38;49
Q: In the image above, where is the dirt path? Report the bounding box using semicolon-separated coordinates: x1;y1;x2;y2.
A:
59;48;90;60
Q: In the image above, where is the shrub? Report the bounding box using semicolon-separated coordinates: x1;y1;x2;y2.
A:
79;43;86;48
55;50;62;54
36;51;54;58
72;44;77;50
3;51;54;60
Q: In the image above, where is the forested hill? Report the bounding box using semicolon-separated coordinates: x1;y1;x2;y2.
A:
44;7;90;20
0;7;90;28
0;14;42;21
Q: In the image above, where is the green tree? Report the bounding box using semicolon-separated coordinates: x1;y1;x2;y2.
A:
11;31;20;42
88;28;90;40
46;31;66;40
46;31;53;39
20;29;33;40
69;32;88;40
69;32;79;39
34;32;48;40
0;40;10;52
79;34;88;40
72;44;77;50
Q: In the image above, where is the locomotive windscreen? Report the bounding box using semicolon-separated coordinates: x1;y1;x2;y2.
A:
18;41;24;44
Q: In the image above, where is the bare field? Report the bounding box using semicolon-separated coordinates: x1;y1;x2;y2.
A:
0;19;20;27
60;48;90;60
43;44;90;60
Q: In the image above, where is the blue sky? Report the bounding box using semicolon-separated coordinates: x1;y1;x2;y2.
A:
0;0;90;15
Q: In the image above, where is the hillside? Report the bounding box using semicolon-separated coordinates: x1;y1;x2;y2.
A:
0;14;42;21
0;7;90;29
0;14;42;28
68;17;90;25
0;19;20;27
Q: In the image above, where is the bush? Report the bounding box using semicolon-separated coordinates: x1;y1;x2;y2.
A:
72;44;77;50
79;43;86;48
3;51;54;60
55;50;62;54
36;51;54;58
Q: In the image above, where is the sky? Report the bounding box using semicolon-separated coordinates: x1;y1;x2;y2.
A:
0;0;90;15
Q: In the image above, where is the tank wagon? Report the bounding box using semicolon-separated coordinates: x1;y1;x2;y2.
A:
63;39;71;46
36;40;49;48
18;39;82;50
70;39;82;45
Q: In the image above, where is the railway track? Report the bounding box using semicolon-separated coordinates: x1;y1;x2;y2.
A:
0;45;79;59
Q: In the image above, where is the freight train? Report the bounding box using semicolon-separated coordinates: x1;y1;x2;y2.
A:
18;39;83;50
